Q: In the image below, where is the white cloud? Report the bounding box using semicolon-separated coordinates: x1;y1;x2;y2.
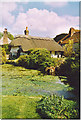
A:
0;3;79;37
12;12;28;34
11;8;79;37
0;3;17;27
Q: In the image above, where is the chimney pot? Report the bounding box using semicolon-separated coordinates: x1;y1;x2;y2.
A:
4;28;8;34
24;26;29;35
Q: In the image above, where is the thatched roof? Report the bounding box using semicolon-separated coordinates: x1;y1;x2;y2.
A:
10;35;64;52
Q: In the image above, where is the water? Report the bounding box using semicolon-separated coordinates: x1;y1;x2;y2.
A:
56;90;76;100
56;79;65;85
55;77;79;102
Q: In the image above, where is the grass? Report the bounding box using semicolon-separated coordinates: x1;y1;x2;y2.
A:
2;64;68;97
2;95;41;119
1;64;73;119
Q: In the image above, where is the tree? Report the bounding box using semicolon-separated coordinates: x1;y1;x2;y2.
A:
0;32;14;40
63;39;74;57
8;32;14;40
0;32;3;39
0;47;7;64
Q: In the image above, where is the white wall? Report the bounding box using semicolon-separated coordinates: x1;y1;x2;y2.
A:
10;47;19;56
51;52;62;58
51;54;58;58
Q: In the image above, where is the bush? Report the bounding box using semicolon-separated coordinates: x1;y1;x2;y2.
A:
8;32;14;40
16;48;55;73
1;48;7;64
63;39;75;57
37;94;79;119
2;44;10;54
56;56;80;91
16;55;30;68
52;58;65;67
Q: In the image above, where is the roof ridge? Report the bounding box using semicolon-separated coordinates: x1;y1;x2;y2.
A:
14;35;53;41
29;35;53;40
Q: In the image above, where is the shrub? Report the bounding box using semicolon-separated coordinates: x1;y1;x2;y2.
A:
52;58;64;67
56;56;80;91
63;39;74;57
29;48;54;71
16;48;55;73
8;32;14;40
2;44;10;54
16;55;30;68
1;48;7;64
37;94;79;119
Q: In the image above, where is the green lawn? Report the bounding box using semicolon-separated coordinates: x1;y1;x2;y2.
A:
1;64;73;119
2;96;41;119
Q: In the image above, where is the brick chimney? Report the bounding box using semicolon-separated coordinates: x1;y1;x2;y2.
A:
69;27;75;36
3;28;8;44
24;27;29;35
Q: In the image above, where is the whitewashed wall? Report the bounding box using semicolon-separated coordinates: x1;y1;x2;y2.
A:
10;47;62;58
51;54;58;58
51;52;61;58
10;47;19;56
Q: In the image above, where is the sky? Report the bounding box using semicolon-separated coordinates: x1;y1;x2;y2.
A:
0;1;80;38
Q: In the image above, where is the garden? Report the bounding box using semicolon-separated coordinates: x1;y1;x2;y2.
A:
1;47;80;119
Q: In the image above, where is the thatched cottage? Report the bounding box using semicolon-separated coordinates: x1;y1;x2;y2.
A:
9;27;64;59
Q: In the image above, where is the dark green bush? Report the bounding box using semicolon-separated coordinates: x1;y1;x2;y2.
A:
16;55;30;68
17;48;55;72
56;56;80;92
37;94;79;119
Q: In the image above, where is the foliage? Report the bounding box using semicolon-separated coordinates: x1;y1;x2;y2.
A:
2;44;10;54
56;56;79;91
1;48;7;64
17;48;54;73
0;32;14;40
73;42;80;55
37;94;79;119
16;55;30;68
8;32;14;40
52;58;65;67
63;39;75;57
29;48;54;71
0;32;3;39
